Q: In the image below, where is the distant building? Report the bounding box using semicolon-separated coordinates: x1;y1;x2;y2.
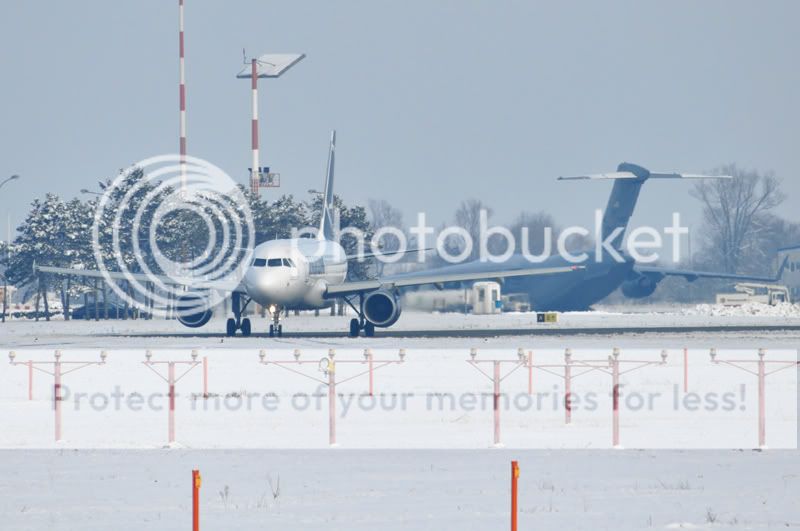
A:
0;284;14;303
777;244;800;301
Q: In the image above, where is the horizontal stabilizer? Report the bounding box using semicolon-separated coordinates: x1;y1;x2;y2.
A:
559;162;731;250
559;171;731;181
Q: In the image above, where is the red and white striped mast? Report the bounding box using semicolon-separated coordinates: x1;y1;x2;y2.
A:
178;0;187;193
237;52;305;196
250;58;259;195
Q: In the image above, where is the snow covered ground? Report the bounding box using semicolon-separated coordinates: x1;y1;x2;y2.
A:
1;303;799;350
0;306;797;529
0;449;798;530
0;347;795;450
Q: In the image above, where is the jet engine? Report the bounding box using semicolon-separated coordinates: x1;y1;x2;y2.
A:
176;293;213;328
363;290;402;327
620;275;658;299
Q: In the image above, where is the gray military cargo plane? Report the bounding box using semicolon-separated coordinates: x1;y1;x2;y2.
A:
354;162;787;316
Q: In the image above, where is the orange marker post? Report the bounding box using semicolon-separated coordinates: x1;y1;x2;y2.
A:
192;469;201;531
511;460;519;531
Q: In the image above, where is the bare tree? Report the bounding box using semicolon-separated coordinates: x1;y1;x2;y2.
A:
690;165;784;273
368;199;406;275
368;199;404;232
453;199;493;261
509;211;558;256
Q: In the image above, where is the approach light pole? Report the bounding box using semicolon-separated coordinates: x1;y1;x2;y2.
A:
142;349;203;446
258;348;406;446
2;174;21;323
236;52;304;196
9;349;107;442
710;348;799;448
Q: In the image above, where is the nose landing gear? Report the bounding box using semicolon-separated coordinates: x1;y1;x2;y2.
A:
226;292;252;337
268;305;283;338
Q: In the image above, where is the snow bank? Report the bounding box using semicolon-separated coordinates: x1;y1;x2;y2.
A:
683;302;800;317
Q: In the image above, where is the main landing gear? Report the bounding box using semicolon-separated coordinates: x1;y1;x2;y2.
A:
344;294;375;338
268;305;283;338
226;292;252;337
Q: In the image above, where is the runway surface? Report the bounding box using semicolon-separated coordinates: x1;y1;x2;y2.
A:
114;323;800;339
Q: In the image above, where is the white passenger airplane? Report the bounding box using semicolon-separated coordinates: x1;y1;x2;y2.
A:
37;131;582;337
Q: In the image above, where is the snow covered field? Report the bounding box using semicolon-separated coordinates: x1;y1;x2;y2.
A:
1;304;799;350
0;307;797;529
0;449;798;530
0;347;795;449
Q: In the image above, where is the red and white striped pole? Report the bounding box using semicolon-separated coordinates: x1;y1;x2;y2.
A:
250;58;260;195
178;0;187;193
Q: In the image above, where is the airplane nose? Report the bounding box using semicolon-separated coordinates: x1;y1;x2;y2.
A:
246;267;292;301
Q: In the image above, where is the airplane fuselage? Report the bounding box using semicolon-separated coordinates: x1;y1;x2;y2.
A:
242;238;347;310
390;251;636;312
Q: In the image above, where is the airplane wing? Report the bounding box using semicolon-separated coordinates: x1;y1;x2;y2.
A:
34;265;245;293
635;257;788;283
324;265;584;298
346;247;432;261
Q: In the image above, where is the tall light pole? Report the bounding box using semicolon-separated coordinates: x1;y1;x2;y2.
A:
0;174;20;190
2;174;21;323
236;53;304;196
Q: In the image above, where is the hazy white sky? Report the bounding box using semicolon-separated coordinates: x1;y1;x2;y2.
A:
1;1;798;241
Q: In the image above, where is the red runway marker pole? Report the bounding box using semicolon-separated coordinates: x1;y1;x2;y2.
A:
510;460;519;531
192;469;201;531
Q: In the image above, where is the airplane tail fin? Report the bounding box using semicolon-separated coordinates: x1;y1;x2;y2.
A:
318;130;336;241
773;255;789;282
559;162;731;248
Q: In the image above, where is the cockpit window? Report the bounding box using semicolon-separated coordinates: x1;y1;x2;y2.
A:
252;258;266;267
283;258;295;267
267;258;283;267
